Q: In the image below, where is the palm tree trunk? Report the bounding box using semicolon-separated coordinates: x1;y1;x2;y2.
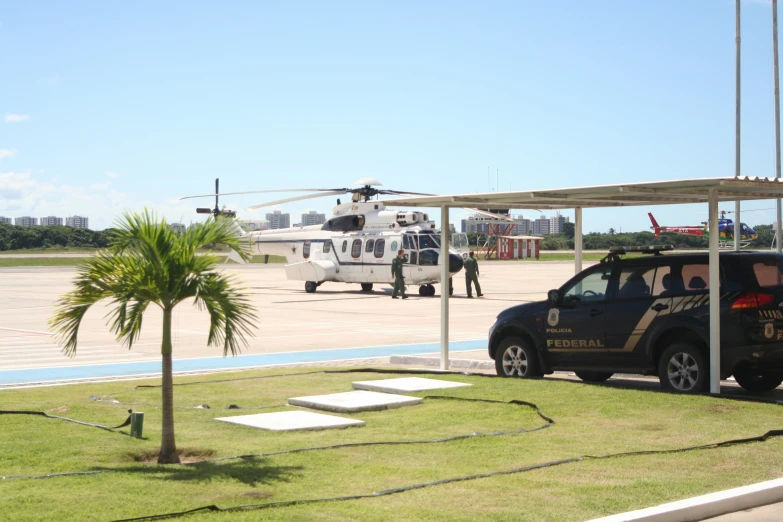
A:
158;306;180;464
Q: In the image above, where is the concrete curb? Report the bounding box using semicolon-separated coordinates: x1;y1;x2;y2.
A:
389;355;494;370
586;477;783;522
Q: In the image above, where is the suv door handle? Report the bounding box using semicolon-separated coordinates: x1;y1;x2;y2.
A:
651;303;669;312
590;309;603;317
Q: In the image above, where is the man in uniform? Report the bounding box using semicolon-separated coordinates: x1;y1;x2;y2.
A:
391;249;408;299
464;251;483;298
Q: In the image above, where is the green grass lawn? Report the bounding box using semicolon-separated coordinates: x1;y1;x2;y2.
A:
1;368;782;521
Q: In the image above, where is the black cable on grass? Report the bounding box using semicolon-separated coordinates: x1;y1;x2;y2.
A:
110;430;783;522
0;395;552;480
0;410;132;432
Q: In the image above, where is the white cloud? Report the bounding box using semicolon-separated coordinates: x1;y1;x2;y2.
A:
106;171;122;179
0;171;202;230
0;149;17;160
4;113;29;123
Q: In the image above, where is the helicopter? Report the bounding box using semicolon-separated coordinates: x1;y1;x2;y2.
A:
182;178;470;296
648;210;759;249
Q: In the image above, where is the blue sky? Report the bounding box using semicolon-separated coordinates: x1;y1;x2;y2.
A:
1;0;781;232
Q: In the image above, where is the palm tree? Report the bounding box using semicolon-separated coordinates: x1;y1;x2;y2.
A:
50;210;257;464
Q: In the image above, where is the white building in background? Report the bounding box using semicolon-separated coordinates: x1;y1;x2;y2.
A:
238;220;270;231
0;217;11;224
170;223;187;235
301;210;326;227
461;213;531;235
265;210;290;230
15;216;37;226
532;216;551;236
66;216;89;229
549;213;570;234
40;216;63;226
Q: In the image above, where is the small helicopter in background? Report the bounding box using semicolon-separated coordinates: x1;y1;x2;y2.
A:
182;179;504;296
648;210;759;249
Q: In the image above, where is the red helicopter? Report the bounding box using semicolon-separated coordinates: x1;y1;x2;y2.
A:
648;211;759;249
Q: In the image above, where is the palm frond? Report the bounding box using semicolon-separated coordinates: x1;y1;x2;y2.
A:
192;272;257;356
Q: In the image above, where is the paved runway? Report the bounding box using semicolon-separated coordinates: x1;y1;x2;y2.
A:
0;261;575;386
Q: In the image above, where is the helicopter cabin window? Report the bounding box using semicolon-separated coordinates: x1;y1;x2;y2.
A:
342;240;348;253
374;239;385;258
323;240;331;254
351;239;362;259
365;239;375;253
302;241;311;259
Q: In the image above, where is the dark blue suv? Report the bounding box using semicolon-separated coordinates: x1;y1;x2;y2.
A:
489;247;783;393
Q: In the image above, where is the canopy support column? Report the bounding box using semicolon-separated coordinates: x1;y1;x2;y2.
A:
574;207;583;274
708;189;721;394
440;205;450;371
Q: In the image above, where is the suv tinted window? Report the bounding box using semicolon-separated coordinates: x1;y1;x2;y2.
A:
563;265;612;303
616;266;655;300
682;264;710;291
752;260;783;287
651;265;672;296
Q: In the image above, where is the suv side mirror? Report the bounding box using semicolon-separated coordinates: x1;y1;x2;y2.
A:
547;289;560;305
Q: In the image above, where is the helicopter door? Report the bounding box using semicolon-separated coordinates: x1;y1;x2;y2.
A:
403;234;418;266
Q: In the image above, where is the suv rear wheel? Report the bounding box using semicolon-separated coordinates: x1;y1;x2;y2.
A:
732;367;783;393
574;371;613;383
495;337;542;378
658;343;708;393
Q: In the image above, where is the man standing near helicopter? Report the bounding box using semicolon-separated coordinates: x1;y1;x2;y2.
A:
464;251;483;298
391;249;408;299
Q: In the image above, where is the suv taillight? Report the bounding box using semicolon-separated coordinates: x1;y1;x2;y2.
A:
731;293;775;309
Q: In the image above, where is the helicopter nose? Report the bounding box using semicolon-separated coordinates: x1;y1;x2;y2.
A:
449;253;464;274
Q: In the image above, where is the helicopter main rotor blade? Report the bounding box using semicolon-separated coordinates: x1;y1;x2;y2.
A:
379;189;437;196
246;191;347;211
180;188;350;201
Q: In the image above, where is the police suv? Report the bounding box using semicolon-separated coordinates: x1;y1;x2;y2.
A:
488;246;783;393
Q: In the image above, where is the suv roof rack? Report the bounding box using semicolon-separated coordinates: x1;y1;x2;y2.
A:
602;245;674;263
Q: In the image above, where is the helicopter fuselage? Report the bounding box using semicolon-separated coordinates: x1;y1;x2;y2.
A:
244;202;464;289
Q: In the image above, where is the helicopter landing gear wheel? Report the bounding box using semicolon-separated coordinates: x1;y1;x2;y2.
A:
449;277;454;296
360;283;373;292
305;281;317;293
419;284;435;296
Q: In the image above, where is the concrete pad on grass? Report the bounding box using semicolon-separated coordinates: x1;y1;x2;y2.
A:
215;411;365;431
288;390;422;413
352;376;472;394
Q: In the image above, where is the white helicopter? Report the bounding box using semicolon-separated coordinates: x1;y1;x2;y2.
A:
183;178;473;296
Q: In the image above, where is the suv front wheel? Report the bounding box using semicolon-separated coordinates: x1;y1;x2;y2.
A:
732;367;783;393
658;343;708;393
495;337;542;378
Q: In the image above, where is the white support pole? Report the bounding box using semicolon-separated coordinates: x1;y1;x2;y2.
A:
774;0;783;253
708;189;721;394
574;207;583;274
735;0;742;252
440;205;450;371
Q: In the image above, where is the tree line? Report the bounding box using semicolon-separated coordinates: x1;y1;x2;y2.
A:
465;221;775;250
0;222;115;250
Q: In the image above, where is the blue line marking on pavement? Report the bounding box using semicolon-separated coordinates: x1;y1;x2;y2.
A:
0;340;487;385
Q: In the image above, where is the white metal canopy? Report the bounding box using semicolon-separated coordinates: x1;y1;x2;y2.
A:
382;177;783;394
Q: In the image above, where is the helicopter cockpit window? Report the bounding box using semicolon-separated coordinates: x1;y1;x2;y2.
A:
419;249;439;266
408;251;418;265
303;241;311;259
365;239;375;253
417;234;440;249
351;239;362;259
374;239;385;258
402;235;411;250
323;240;331;254
342;240;348;253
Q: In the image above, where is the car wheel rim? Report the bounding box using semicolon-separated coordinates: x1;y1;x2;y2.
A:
502;346;528;376
667;352;699;391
